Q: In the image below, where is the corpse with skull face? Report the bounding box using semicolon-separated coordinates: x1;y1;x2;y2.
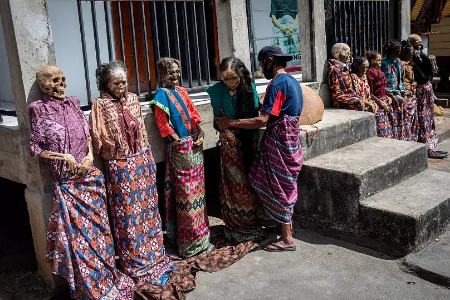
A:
327;43;365;110
205;57;264;243
90;60;175;285
151;57;213;258
36;65;67;99
29;65;136;299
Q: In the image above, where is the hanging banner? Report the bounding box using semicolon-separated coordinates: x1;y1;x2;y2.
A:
250;0;302;73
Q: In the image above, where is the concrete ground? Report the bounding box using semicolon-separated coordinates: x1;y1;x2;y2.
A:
189;228;450;300
189;117;450;300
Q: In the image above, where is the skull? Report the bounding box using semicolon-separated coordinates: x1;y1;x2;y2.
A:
221;67;240;96
36;65;67;99
157;58;181;88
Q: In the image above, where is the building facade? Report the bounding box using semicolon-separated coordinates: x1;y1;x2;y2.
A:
0;0;410;285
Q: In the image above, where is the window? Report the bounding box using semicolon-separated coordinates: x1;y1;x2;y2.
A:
0;12;15;116
247;0;302;76
324;0;391;57
48;0;218;107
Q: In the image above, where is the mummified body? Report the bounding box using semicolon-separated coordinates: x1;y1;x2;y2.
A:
29;65;134;299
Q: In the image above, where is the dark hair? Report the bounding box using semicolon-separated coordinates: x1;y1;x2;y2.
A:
219;57;258;119
95;60;126;92
400;40;414;61
383;40;402;57
365;50;381;67
272;56;288;68
351;56;368;74
219;57;259;172
156;57;181;81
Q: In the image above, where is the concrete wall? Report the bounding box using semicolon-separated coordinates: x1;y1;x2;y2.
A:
215;0;251;70
0;0;56;286
0;13;14;111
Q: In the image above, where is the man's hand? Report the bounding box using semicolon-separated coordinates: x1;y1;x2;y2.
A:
215;116;234;130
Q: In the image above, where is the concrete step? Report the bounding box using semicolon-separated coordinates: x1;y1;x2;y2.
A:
297;137;428;224
359;169;450;256
300;109;376;160
401;229;450;288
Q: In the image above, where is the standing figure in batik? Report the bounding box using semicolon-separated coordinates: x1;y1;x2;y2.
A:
90;61;174;286
205;57;264;243
381;40;409;140
408;34;447;159
151;57;212;258
365;51;394;138
400;41;419;142
216;46;303;252
328;43;377;112
29;65;134;299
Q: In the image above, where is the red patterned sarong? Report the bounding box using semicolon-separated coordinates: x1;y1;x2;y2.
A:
249;115;304;224
164;136;211;258
105;148;174;286
47;167;135;299
416;82;438;152
219;131;263;242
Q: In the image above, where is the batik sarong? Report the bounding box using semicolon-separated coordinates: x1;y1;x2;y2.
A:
403;95;419;142
105;148;174;286
249;115;304;224
416;82;438;152
219;131;264;243
389;95;405;140
46;167;135;300
375;106;393;138
164;136;211;258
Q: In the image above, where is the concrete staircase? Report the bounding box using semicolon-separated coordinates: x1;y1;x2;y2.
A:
295;109;450;257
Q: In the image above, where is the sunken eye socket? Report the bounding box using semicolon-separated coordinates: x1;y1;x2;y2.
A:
53;78;60;83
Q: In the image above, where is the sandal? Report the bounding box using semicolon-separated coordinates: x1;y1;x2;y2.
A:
264;241;296;252
428;151;447;159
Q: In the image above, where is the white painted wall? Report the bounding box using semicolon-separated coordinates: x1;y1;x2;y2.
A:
47;0;114;106
0;12;14;111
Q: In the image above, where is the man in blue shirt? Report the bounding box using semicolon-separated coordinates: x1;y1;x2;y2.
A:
216;46;304;251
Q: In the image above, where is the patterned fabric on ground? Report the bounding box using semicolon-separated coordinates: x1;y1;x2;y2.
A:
47;167;135;300
164;136;211;258
416;82;438;152
249;115;304;224
105;148;174;286
134;239;258;300
219;131;264;243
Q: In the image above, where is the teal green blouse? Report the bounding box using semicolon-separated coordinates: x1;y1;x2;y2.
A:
205;81;260;120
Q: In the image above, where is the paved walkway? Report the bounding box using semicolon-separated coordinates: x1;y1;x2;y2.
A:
189;227;449;300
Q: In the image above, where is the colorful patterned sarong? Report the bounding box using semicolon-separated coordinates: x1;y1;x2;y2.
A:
219;131;264;242
403;95;419;142
164;136;211;258
249;115;304;224
46;167;135;300
416;82;438;152
388;95;405;140
375;104;393;138
105;148;174;286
